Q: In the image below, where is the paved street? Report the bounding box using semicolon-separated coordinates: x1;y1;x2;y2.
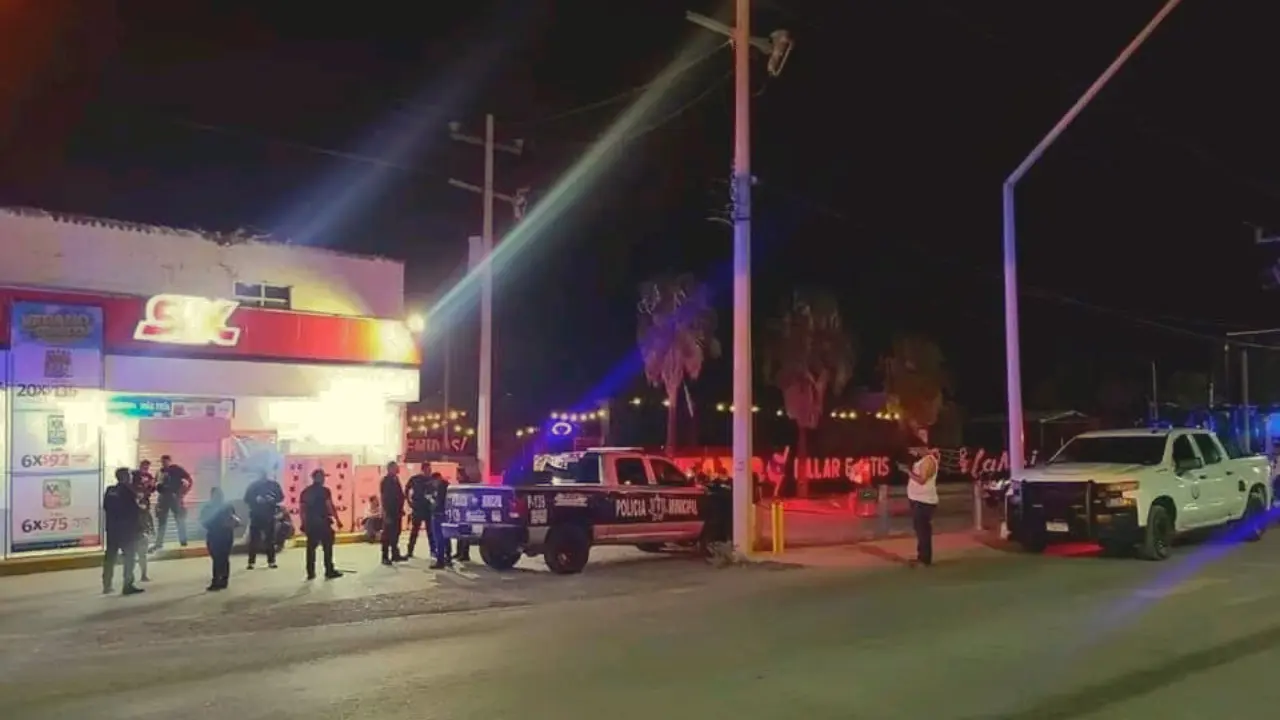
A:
3;532;1280;719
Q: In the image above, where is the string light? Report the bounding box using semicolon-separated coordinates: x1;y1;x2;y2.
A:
408;410;468;424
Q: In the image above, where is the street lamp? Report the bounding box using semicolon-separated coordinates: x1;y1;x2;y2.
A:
1002;0;1181;479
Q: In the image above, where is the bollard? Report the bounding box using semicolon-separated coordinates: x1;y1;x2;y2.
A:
973;481;984;531
877;483;890;537
771;501;785;555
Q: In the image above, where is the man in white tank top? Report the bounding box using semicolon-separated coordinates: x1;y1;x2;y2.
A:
904;428;939;567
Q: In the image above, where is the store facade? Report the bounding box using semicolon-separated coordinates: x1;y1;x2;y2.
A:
0;209;421;559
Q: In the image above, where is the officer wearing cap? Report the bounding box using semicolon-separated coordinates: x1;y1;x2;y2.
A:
299;468;343;580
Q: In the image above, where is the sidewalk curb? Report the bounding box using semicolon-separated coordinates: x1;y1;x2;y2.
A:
0;533;369;577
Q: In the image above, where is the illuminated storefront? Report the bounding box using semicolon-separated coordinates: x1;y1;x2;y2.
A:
0;288;419;558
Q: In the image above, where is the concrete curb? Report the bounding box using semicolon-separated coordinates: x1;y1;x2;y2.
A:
0;533;370;577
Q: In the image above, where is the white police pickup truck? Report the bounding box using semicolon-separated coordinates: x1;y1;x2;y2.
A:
1007;428;1272;560
441;448;730;574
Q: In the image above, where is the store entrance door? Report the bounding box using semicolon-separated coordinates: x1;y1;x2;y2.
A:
138;417;231;543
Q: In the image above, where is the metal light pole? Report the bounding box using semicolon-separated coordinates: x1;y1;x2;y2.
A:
1003;0;1181;478
730;0;753;556
686;3;792;556
449;117;527;480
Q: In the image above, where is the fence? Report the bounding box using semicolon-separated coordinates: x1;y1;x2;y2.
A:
753;481;1001;553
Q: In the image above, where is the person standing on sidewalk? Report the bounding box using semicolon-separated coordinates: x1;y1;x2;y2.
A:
130;465;155;583
199;486;239;591
379;461;407;565
299;468;343;580
403;464;433;560
103;468;144;596
451;467;473;563
243;471;284;569
151;455;192;551
904;428;940;568
428;471;452;570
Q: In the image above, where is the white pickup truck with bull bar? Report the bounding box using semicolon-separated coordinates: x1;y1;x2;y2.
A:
441;448;731;574
1006;428;1272;560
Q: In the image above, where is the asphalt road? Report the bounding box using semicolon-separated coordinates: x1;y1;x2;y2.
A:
4;535;1280;719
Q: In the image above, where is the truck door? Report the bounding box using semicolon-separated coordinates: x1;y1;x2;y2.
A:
646;457;705;541
1171;434;1211;528
1191;432;1232;522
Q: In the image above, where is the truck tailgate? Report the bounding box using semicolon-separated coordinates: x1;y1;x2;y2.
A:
445;485;515;525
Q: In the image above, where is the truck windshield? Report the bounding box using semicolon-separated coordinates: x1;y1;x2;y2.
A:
1048;436;1166;466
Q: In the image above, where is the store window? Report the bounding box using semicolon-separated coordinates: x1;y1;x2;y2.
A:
233;282;292;310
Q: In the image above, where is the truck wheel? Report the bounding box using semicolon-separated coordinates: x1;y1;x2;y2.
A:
1242;490;1268;543
479;541;522;570
635;543;665;553
544;525;590;575
1140;505;1174;561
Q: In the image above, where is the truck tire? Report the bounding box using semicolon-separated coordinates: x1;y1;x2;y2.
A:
479;542;522;570
544;525;590;575
1140;504;1174;561
1242;490;1268;543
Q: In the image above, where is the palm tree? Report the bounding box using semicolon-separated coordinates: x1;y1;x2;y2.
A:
761;289;855;496
881;333;948;433
637;273;720;454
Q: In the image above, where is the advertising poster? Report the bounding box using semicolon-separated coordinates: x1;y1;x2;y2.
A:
8;473;102;552
8;302;105;555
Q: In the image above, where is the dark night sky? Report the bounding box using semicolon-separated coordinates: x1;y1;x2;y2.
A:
4;0;1280;437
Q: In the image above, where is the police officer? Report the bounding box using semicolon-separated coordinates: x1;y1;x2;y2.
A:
244;471;284;569
151;454;192;550
403;464;433;560
103;467;144;596
452;467;473;562
379;461;407;565
428;471;452;570
299;468;344;580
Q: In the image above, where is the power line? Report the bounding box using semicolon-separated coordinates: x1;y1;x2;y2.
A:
507;41;730;128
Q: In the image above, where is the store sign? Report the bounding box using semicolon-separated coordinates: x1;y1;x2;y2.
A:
8;474;101;552
108;395;235;420
133;294;242;347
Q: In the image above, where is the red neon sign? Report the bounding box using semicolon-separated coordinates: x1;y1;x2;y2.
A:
133;294;242;347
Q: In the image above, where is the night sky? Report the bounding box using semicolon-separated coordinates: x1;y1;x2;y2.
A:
4;1;1280;440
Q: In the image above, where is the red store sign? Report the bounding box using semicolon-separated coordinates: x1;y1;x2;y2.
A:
0;288;420;366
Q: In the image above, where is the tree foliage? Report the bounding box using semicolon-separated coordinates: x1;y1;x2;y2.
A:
881;334;948;429
761;289;855;431
636;274;720;449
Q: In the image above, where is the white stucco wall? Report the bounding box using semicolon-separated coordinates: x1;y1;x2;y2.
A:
0;208;405;318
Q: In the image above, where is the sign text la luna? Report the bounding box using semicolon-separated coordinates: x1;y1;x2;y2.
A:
133;294;242;347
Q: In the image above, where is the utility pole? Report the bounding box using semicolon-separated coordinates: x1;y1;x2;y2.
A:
686;4;792;556
449;116;528;480
1001;0;1181;478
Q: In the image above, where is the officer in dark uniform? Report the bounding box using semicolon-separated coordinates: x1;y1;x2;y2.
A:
243;471;284;569
379;461;407;565
428;471;452;569
403;464;434;560
103;467;144;596
299;468;344;580
151;455;192;550
452;467;473;562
